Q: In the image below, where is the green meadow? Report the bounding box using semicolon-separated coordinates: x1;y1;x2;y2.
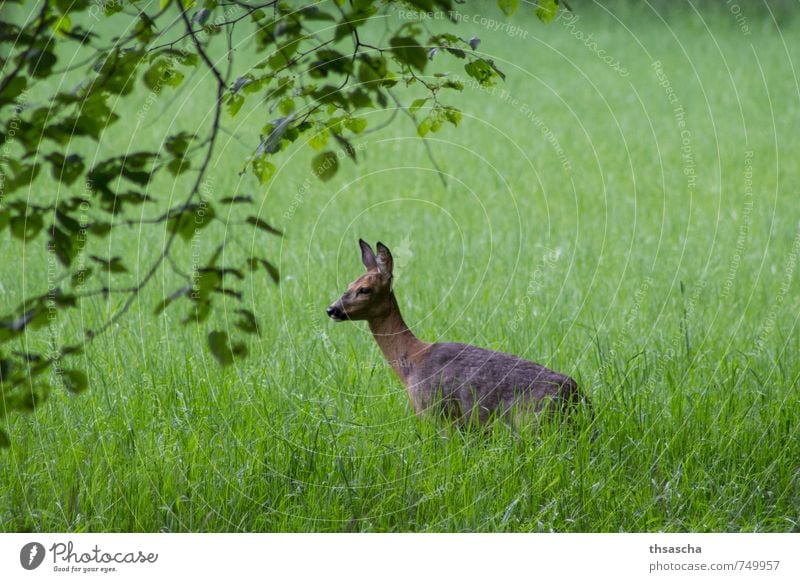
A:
1;2;799;531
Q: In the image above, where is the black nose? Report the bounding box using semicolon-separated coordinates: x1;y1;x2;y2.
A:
327;306;342;319
326;306;336;317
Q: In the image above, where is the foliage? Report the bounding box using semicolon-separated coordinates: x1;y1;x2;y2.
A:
0;0;564;444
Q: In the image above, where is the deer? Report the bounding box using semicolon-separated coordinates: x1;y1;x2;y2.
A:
326;240;587;430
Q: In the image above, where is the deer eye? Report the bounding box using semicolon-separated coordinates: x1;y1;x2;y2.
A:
357;287;371;295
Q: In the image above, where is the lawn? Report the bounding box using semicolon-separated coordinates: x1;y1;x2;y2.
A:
1;2;799;532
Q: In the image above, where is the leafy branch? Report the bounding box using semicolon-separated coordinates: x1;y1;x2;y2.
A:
0;0;565;446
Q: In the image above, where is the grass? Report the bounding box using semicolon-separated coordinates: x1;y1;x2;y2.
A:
1;2;799;532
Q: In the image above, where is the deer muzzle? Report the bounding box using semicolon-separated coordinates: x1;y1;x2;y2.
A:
326;303;346;321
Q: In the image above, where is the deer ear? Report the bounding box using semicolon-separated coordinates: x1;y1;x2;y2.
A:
359;239;377;270
375;242;393;276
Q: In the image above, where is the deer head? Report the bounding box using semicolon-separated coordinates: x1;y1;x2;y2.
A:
327;239;394;322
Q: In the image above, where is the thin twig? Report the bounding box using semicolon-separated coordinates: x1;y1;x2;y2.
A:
51;4;228;362
387;88;448;187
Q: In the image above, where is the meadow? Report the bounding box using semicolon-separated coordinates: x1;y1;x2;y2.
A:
1;2;799;532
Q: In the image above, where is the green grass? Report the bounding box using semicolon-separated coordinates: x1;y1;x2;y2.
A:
2;3;799;532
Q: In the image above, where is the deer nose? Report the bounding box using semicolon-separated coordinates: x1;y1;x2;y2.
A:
327;305;343;320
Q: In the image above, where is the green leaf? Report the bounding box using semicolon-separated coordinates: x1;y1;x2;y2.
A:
144;59;184;91
0;429;9;448
0;77;27;107
308;127;329;151
254;257;280;283
444;106;462;126
90;255;128;273
1;162;40;194
219;195;253;205
10;213;44;242
165;132;194;156
309;49;352;79
167;158;190;175
312;151;339;182
300;6;336;21
95;49;144;96
251;157;276;184
56;209;82;234
418;117;432;137
358;54;387;85
49;226;76;267
207;331;246;366
268;39;301;70
464;58;503;87
192;270;220;302
226;93;245;117
0;211;8;233
498;0;520;16
183;299;211;325
24;48;57;79
70;267;93;288
172;202;216;242
235;309;260;335
61;369;88;394
72;92;120;138
344;117;367;134
103;0;124;16
536;0;559;23
260;114;295;155
89;222;112;237
278;97;295;115
47;153;85;186
389;36;427;72
410;98;428;114
246;216;283;236
52;13;72;36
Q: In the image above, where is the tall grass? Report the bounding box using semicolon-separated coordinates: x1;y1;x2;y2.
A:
1;2;798;532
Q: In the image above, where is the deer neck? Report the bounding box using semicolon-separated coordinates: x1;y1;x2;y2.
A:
368;293;427;384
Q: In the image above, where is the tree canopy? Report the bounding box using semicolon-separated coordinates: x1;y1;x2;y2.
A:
0;0;564;446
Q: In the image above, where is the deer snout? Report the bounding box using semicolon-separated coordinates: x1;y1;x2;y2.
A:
327;304;345;321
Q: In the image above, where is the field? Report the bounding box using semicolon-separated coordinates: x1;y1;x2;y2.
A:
1;2;799;532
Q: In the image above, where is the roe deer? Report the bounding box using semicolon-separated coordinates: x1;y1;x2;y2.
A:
326;240;586;429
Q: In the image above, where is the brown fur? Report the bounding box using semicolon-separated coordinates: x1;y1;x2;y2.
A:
327;240;585;428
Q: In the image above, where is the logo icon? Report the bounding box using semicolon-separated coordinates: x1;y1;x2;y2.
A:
20;542;46;570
